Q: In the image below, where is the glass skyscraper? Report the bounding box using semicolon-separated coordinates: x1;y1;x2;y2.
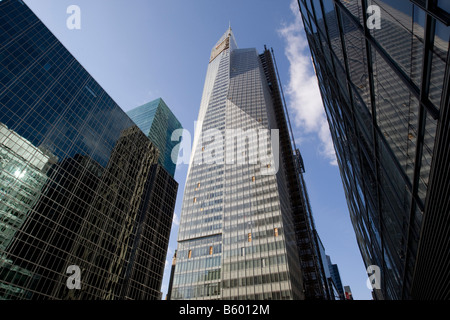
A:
326;255;344;300
127;98;182;178
0;0;177;300
297;0;450;299
170;28;328;300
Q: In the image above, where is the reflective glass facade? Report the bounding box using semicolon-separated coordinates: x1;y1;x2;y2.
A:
327;255;344;300
297;0;450;299
127;98;182;178
170;28;325;300
0;0;177;300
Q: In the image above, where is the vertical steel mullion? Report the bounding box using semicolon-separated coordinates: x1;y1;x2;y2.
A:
333;0;377;279
303;1;330;299
297;0;314;34
360;0;388;300
332;2;387;299
334;0;439;120
410;0;450;26
410;32;450;299
315;0;341;300
318;0;339;83
308;0;327;70
330;0;420;213
403;0;437;299
334;3;422;202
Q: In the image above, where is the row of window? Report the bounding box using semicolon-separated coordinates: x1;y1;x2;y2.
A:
174;255;221;274
172;268;221;287
222;253;288;272
223;239;286;259
0;3;172;300
170;281;221;300
222;228;282;246
221;271;290;289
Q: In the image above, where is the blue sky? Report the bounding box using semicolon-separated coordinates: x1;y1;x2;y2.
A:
23;0;373;300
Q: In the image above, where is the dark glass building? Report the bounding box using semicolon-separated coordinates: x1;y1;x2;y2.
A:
127;98;183;178
170;28;328;300
326;255;344;300
0;0;177;300
166;250;177;300
297;0;450;299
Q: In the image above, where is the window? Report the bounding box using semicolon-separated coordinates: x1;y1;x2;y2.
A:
193;197;197;203
274;228;278;237
209;246;213;255
43;63;52;71
252;176;255;182
248;233;252;242
188;250;192;259
84;85;97;98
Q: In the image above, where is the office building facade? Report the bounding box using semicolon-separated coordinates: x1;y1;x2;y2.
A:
127;98;183;178
170;28;327;300
166;250;177;300
0;0;177;299
297;0;450;299
326;255;344;300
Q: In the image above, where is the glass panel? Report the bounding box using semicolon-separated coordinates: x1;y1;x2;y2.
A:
352;88;374;149
412;4;426;42
333;54;350;100
370;0;421;87
429;19;450;109
377;138;410;296
417;109;438;203
372;47;418;185
312;0;326;37
341;12;372;114
437;0;450;14
323;0;346;67
341;0;364;25
1;2;181;301
411;5;426;86
299;0;312;30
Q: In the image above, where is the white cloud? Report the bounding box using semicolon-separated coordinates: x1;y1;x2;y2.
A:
172;213;180;226
278;0;337;166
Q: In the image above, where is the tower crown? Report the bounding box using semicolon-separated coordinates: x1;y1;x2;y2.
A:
209;27;237;63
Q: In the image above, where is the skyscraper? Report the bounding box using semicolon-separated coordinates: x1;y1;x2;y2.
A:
166;250;177;300
297;0;450;299
170;28;328;300
0;0;177;300
127;98;183;178
326;255;344;300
